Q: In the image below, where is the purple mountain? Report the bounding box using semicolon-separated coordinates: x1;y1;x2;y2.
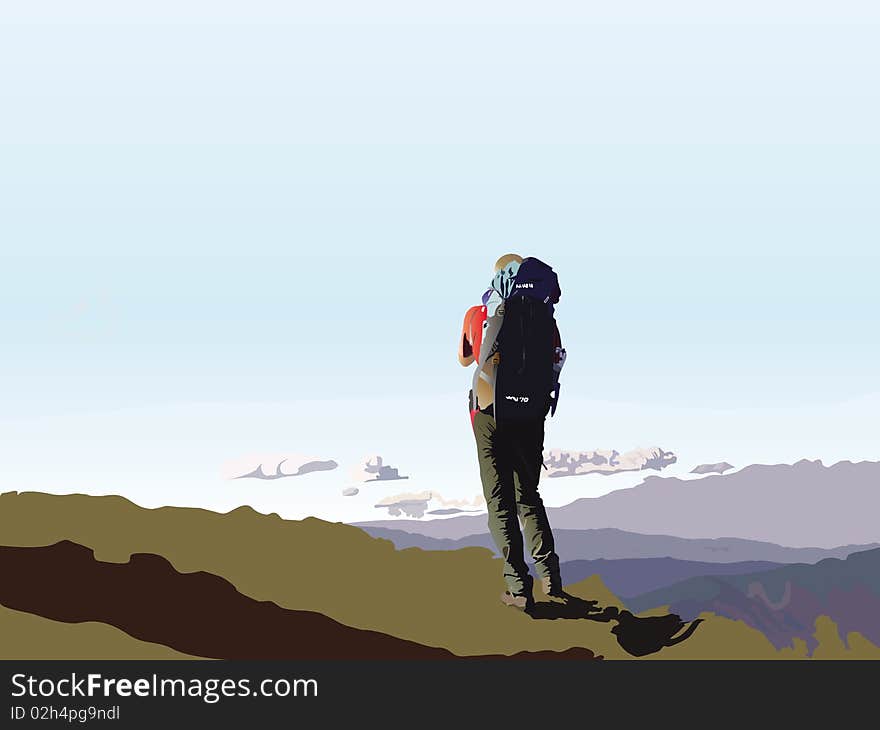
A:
357;460;880;548
354;515;488;540
625;547;880;654
545;460;880;547
358;526;877;566
559;557;782;598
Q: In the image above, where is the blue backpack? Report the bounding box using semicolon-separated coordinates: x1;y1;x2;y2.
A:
490;257;563;424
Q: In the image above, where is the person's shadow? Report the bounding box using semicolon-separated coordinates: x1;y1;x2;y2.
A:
528;596;703;657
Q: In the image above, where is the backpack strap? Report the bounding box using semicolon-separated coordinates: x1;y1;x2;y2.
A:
470;311;503;412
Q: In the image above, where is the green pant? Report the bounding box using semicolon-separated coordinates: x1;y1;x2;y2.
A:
472;408;561;597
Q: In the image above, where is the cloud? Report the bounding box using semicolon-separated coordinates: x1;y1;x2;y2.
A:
351;455;410;482
375;491;483;518
375;492;432;518
223;454;338;481
691;462;735;475
544;447;677;477
342;487;359;497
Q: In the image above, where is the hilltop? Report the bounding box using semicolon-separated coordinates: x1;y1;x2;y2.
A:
2;490;876;659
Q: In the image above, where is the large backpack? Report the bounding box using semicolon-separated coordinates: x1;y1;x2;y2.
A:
492;257;562;424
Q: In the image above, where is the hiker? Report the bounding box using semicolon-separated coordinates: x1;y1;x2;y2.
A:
458;253;570;611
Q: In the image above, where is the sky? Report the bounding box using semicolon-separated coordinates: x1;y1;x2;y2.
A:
1;2;878;523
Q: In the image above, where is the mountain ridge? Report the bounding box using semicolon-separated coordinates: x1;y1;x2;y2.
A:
357;459;880;547
625;546;880;654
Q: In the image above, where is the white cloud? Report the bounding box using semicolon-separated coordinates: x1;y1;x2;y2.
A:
223;454;338;481
351;455;410;482
374;490;483;518
545;447;677;477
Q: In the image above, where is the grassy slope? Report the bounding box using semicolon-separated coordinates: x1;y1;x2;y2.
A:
0;492;626;658
3;491;876;659
0;604;196;659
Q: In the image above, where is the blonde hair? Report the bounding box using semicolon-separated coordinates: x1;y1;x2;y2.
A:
494;253;523;273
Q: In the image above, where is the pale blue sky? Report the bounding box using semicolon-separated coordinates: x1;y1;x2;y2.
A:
1;2;877;523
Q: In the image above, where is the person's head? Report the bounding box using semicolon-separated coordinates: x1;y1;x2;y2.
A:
494;253;523;273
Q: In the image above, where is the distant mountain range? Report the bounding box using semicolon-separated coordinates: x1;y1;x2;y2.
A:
3;490;877;659
354;514;488;540
546;459;880;547
625;547;880;654
359;525;877;597
358;525;877;566
560;557;782;598
356;459;880;548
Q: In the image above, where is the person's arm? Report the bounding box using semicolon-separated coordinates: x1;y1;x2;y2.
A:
553;321;566;371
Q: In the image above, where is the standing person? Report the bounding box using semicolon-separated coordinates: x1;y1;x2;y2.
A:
458;253;570;611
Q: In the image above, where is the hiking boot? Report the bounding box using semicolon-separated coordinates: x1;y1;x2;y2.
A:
540;576;576;603
500;591;534;612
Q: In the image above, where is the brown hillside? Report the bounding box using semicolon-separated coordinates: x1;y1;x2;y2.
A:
0;491;626;657
0;541;598;660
